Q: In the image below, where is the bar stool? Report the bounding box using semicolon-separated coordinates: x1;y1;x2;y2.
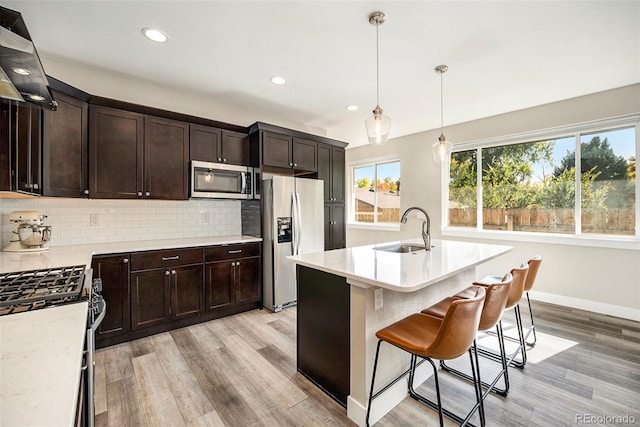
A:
523;256;542;347
473;263;529;369
421;273;513;396
365;287;486;427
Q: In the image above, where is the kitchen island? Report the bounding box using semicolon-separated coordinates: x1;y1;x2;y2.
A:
288;238;512;427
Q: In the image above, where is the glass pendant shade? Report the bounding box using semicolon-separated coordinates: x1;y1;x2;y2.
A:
365;105;391;145
432;134;453;162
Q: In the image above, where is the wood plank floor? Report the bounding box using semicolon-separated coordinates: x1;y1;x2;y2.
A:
95;301;640;426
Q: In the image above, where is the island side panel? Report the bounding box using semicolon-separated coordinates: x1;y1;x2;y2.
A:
296;265;350;406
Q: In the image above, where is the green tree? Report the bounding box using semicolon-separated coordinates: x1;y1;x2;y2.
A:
356;177;371;189
554;136;628;181
537;167;608;208
449;150;477;208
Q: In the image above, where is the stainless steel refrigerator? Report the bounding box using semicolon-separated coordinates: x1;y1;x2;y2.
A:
262;175;324;312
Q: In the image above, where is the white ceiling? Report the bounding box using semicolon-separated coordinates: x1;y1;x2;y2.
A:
4;1;639;148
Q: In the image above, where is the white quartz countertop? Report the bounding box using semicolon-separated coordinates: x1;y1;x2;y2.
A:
288;238;513;292
1;301;89;426
0;235;262;274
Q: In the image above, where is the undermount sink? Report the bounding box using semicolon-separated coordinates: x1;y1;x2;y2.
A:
373;243;427;253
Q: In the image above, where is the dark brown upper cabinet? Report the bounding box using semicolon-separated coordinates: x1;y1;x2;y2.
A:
261;131;317;172
89;106;189;200
144;116;189;200
89;105;144;199
43;90;88;197
190;124;249;166
317;143;345;204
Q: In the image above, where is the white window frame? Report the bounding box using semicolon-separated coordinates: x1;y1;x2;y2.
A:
442;114;640;250
348;154;401;231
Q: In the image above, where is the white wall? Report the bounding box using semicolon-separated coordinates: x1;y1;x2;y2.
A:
0;198;240;247
346;84;640;320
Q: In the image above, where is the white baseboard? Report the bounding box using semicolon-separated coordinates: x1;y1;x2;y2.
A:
528;290;640;322
347;359;433;426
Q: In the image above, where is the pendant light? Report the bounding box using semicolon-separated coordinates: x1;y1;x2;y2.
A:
432;65;453;162
365;12;391;146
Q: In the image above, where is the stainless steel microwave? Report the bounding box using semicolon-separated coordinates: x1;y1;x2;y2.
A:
190;161;254;199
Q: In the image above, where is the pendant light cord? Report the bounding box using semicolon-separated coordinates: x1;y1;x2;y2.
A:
440;69;444;134
376;23;380;107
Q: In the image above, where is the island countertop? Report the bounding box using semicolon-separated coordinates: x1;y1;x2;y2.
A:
288;238;513;292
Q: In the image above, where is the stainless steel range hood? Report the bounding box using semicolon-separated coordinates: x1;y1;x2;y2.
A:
0;6;56;110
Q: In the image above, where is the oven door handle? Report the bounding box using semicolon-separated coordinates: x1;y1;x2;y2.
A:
90;295;107;332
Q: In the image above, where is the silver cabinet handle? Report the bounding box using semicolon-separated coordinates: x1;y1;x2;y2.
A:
294;163;297;167
83;189;89;195
137;191;143;197
165;271;170;276
123;258;129;264
223;158;226;163
162;256;179;261
231;262;236;267
145;191;150;197
171;270;176;275
235;261;240;266
33;183;39;190
217;157;222;162
289;162;293;167
228;249;242;254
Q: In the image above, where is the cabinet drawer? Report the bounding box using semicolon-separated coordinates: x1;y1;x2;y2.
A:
131;247;203;270
205;243;260;262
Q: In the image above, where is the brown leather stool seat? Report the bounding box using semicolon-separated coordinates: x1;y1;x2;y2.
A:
365;287;486;427
523;256;542;346
422;273;513;396
473;262;529;368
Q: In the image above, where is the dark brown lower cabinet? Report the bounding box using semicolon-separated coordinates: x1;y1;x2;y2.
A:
92;254;130;341
95;243;261;348
205;243;262;312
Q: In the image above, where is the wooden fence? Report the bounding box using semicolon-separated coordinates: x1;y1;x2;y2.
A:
449;207;635;235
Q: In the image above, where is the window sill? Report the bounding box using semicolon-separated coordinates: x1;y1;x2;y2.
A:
441;228;640;250
347;222;400;232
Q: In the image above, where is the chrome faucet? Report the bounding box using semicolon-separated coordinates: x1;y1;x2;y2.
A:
400;207;431;251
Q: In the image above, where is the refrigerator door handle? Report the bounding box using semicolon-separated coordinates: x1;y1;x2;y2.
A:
291;193;298;255
295;192;302;255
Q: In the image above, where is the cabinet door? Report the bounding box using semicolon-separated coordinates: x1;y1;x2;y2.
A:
190;124;221;163
43;91;88;197
317;144;332;202
144;116;189;200
235;256;261;305
14;104;42;194
92;254;130;341
292;138;317;172
330;147;345;203
331;204;346;249
205;260;235;312
89;106;143;198
221;130;250;165
171;264;204;320
131;269;171;330
262;131;292;169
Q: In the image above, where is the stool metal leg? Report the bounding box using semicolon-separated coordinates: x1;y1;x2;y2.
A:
525;292;537;347
365;340;383;427
440;321;510;396
477;305;527;369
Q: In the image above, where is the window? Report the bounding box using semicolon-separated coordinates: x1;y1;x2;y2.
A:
446;116;638;240
351;157;401;226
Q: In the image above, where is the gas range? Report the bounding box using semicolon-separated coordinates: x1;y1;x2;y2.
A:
0;265;87;316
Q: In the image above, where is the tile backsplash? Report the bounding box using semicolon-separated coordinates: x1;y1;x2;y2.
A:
0;198;241;248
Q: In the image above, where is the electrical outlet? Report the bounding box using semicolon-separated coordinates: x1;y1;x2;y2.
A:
90;214;98;227
201;213;209;224
374;288;384;311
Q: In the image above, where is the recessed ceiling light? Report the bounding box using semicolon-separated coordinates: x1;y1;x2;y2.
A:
270;76;287;85
142;27;169;43
27;94;45;101
346;105;359;111
12;68;31;76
